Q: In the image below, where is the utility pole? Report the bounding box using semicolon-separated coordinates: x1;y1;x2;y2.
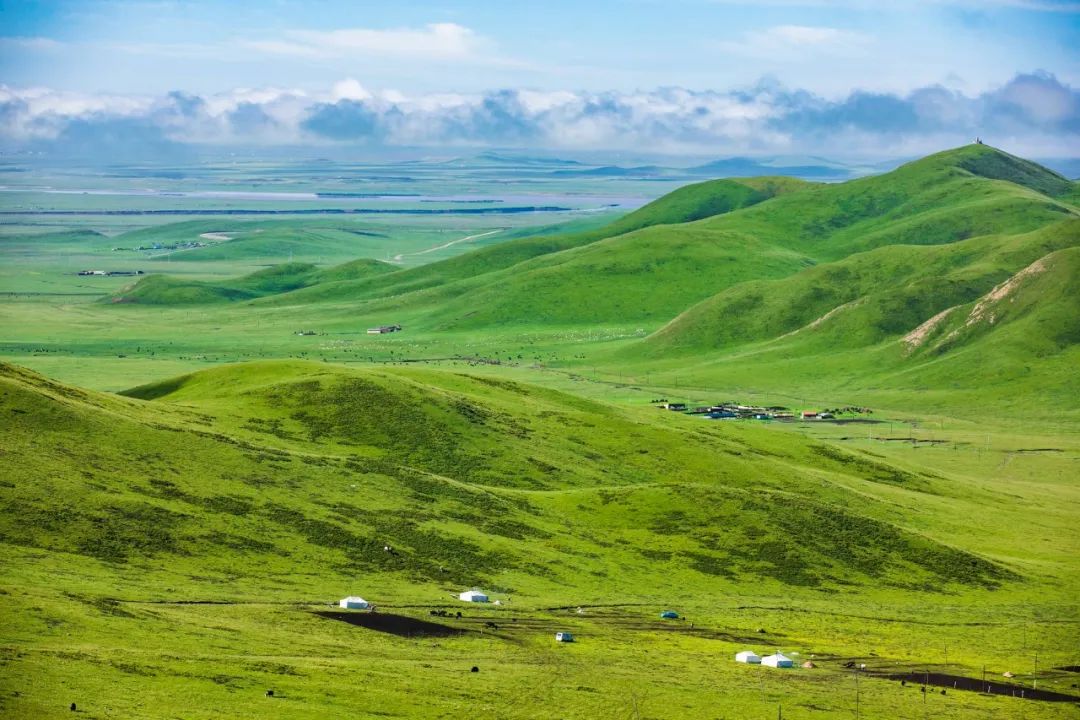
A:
854;667;860;720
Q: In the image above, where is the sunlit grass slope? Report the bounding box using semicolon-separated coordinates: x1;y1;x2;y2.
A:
112;258;395;304
2;359;1026;597
266;145;1075;331
2;353;1079;718
246;177;812;308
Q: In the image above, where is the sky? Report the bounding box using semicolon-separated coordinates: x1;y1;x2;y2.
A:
0;0;1078;158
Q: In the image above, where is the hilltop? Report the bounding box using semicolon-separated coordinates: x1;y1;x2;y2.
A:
2;359;1021;593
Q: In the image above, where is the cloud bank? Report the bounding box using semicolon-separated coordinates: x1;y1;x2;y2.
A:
1;72;1076;159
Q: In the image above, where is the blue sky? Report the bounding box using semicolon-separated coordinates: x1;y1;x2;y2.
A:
0;0;1077;156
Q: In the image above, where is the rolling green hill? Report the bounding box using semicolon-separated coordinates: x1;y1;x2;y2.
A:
365;145;1074;332
1;359;1024;597
644;217;1080;355
112;258;395;304
4;146;1080;718
3;359;1079;718
268;145;1070;327
247;176;813;309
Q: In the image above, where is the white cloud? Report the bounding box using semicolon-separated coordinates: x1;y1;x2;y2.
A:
243;23;486;61
1;73;1076;157
719;25;872;59
331;78;372;102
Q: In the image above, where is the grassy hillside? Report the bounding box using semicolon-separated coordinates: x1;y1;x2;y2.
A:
645;218;1080;354
395;145;1074;330
107;145;1072;331
112;258;396;304
2;360;1079;718
955;145;1075;198
5;357;1042;597
247;177;811;309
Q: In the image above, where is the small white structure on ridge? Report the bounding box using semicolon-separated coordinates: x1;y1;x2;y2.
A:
555;632;574;642
762;652;794;668
459;589;489;603
735;650;762;664
338;596;369;610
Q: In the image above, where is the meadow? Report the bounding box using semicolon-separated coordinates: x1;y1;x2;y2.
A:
1;146;1078;718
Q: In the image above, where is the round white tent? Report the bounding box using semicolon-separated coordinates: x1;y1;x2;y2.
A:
458;590;489;603
762;653;794;668
338;596;369;610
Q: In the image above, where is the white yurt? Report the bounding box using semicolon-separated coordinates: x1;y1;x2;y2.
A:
338;596;369;610
762;653;794;668
458;590;489;603
735;650;762;664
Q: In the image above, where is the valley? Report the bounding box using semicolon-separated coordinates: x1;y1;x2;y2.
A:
1;145;1078;719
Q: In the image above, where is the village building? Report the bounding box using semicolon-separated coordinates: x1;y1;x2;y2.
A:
554;632;575;642
367;324;402;335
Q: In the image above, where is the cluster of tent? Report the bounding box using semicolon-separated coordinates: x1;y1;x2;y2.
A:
339;589;493;609
735;650;795;668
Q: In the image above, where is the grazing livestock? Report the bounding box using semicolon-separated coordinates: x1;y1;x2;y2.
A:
484;621;499;630
265;690;274;697
471;666;479;673
70;704;77;712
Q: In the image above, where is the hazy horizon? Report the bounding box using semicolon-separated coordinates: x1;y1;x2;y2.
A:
1;0;1077;159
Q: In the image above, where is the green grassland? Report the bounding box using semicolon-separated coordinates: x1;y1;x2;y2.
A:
2;360;1078;719
2;144;1079;718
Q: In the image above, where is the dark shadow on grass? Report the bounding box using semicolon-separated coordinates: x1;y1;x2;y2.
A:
880;671;1080;702
313;611;468;638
